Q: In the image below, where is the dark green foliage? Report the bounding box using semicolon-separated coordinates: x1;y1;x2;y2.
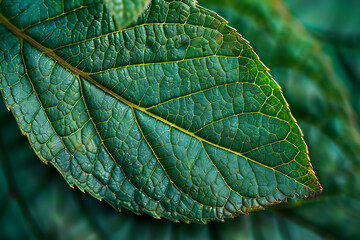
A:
1;0;359;238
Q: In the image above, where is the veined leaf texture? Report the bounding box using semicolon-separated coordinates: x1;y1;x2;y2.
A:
0;0;321;223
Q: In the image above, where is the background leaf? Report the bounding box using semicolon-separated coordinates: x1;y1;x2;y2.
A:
1;0;359;239
104;0;151;29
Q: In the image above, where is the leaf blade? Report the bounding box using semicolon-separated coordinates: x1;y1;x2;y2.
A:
0;0;321;223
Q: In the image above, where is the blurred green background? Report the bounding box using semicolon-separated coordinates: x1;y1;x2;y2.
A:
1;0;359;239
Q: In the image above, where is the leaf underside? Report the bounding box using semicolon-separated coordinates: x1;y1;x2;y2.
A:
0;0;321;223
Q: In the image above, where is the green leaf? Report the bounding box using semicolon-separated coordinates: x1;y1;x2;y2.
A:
0;0;321;223
104;0;151;29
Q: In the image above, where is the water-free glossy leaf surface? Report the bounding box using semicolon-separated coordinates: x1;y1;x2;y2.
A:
0;0;321;222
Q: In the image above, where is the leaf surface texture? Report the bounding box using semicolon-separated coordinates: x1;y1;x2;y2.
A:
0;0;321;222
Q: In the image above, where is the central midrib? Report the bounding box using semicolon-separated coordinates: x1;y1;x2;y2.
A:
0;14;317;194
